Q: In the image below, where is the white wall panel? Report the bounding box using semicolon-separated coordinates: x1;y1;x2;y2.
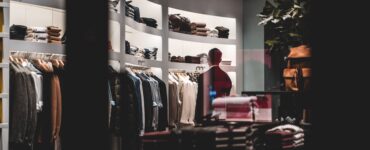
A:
109;20;121;52
131;0;162;29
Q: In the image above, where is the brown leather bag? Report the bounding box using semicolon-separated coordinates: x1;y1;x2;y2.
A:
288;45;312;58
283;68;311;91
284;45;312;91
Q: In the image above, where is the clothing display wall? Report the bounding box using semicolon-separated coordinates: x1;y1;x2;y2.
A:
9;55;64;150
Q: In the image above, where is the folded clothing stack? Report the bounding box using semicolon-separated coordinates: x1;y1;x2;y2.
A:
169;14;191;33
141;17;158;28
25;27;48;43
143;47;158;60
207;29;219;38
215;26;230;39
190;22;209;36
125;41;158;60
170;56;185;63
47;26;62;44
185;56;201;64
10;25;27;40
197;53;208;64
125;1;141;22
265;124;305;150
125;40;131;54
109;0;120;12
212;97;257;120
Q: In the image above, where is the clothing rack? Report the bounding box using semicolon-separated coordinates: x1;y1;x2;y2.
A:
169;68;203;73
168;69;186;73
10;51;65;61
125;63;151;70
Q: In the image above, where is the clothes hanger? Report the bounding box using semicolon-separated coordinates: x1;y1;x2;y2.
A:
51;55;60;68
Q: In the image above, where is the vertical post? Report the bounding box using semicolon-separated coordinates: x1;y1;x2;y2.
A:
64;0;109;150
161;0;169;129
1;0;10;149
120;0;126;71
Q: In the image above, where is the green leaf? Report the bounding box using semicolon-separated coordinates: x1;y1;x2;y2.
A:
288;33;302;37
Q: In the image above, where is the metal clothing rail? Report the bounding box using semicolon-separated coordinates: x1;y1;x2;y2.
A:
125;63;151;70
10;51;65;61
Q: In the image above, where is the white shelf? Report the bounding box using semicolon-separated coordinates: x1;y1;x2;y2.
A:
0;33;9;38
124;54;163;68
0;93;8;98
0;123;8;128
6;39;65;54
109;51;121;61
0;2;10;8
109;12;122;23
125;17;162;36
11;0;65;9
0;63;9;68
169;31;237;45
168;62;236;72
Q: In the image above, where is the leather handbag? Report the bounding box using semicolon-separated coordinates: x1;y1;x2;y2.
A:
284;45;312;91
283;67;311;91
288;45;312;58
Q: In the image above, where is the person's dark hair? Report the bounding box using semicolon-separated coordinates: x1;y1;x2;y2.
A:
208;48;222;65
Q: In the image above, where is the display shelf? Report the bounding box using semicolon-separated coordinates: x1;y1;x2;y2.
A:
109;12;122;23
169;31;237;45
0;2;10;8
6;39;65;54
11;0;65;9
0;123;9;128
125;17;162;36
109;51;121;61
0;93;9;99
0;33;9;38
0;63;9;68
124;54;163;68
168;62;236;72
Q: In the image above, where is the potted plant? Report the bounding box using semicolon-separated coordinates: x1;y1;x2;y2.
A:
257;0;311;55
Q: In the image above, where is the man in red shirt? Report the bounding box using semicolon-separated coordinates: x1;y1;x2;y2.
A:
195;48;232;122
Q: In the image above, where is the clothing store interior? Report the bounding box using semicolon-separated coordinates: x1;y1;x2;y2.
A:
0;0;326;150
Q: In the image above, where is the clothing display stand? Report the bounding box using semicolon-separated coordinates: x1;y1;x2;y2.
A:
1;0;10;149
2;1;65;150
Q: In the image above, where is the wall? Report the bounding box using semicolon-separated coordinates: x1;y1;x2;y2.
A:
243;0;265;91
10;1;66;35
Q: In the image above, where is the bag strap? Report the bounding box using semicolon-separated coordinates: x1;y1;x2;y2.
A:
297;67;304;91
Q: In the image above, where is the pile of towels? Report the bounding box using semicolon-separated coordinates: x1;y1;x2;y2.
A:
190;22;209;36
215;26;230;38
47;26;62;44
265;124;305;149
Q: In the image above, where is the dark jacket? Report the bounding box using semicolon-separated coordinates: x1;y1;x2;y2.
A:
151;75;168;131
136;73;154;132
195;66;232;122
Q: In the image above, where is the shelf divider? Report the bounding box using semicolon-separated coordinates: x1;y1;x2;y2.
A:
168;31;237;45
